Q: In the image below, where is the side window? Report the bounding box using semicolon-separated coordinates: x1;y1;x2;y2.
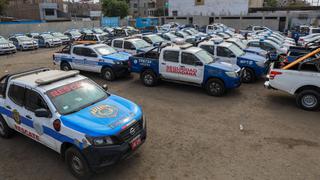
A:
163;35;170;40
82;48;97;57
25;89;48;112
163;51;179;63
248;41;260;47
8;84;25;106
176;33;183;38
217;46;232;57
113;40;123;48
73;47;83;56
143;37;152;44
181;52;199;65
124;41;135;50
200;45;214;55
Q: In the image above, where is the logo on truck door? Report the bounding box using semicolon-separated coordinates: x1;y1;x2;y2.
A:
166;65;197;76
12;109;21;124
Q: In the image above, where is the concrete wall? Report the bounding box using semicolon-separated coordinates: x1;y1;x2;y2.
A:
0;21;100;38
168;0;249;16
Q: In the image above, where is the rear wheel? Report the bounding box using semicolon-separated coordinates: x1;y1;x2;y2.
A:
65;147;92;180
205;79;226;96
296;90;320;111
242;68;255;83
101;67;115;81
0;115;14;139
141;70;158;87
46;43;50;48
60;62;72;71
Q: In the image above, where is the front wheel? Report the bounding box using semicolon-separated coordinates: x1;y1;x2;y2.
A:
296;90;320;111
141;70;158;87
101;67;115;81
205;79;226;96
242;68;255;83
65;147;93;180
46;43;50;48
60;62;72;71
0;115;14;139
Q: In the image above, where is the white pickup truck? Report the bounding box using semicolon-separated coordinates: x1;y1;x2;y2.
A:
265;51;320;111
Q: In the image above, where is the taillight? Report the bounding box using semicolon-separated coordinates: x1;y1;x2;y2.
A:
269;71;282;80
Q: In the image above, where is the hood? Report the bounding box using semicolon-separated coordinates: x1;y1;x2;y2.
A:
239;52;266;62
245;47;266;54
60;95;142;137
137;46;154;53
102;52;131;61
210;59;241;72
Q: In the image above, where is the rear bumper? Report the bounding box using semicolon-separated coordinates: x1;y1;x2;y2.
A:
82;128;147;171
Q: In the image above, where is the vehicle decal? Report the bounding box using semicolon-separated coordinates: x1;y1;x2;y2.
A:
12;109;21;124
90;104;119;118
15;124;40;141
166;65;197;76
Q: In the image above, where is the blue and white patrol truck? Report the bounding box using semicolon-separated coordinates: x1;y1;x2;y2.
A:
53;44;131;81
247;39;288;61
0;68;146;179
198;40;268;83
129;44;242;96
111;37;154;55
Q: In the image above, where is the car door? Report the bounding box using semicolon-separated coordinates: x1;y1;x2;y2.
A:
71;47;86;70
81;47;100;73
180;52;204;84
159;50;181;80
4;83;40;142
24;88;56;149
216;46;237;65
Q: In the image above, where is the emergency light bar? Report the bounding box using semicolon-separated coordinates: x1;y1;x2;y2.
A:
35;70;80;85
180;43;193;49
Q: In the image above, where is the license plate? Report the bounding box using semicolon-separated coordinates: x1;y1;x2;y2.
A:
130;135;142;150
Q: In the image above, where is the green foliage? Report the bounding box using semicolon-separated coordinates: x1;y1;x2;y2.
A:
0;0;8;15
102;0;129;19
265;0;278;7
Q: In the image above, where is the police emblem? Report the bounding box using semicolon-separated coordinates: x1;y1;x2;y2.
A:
90;105;118;118
12;109;21;124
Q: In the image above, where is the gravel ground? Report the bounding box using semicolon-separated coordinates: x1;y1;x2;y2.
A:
0;49;319;180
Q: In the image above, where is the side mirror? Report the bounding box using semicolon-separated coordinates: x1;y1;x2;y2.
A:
102;84;108;91
195;61;203;66
35;108;51;118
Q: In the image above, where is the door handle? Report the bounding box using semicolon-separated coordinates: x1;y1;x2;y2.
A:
180;65;185;68
26;115;32;120
5;105;11;110
161;62;166;65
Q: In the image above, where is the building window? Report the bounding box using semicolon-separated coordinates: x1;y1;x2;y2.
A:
195;0;204;5
134;3;138;8
44;9;55;16
172;10;178;16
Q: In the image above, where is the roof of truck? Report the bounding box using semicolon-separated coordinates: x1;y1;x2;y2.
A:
163;44;202;53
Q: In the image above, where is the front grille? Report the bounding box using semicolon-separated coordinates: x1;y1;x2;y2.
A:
119;120;143;142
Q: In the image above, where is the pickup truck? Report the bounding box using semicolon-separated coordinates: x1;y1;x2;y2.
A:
0;68;146;179
129;44;242;96
198;41;268;83
53;44;131;81
265;48;320;111
111;37;154;55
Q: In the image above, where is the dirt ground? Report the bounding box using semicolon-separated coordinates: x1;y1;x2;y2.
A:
0;49;319;180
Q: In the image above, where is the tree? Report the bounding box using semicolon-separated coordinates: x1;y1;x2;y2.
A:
265;0;278;7
102;0;129;19
0;0;8;15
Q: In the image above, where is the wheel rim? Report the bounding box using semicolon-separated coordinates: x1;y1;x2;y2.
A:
0;121;5;136
144;74;153;85
104;71;112;80
302;95;317;108
209;82;221;94
242;69;252;82
71;156;84;174
62;65;69;71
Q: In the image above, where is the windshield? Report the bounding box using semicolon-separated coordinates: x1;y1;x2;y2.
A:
179;31;189;37
17;36;31;42
228;39;246;49
94;45;116;55
131;39;151;49
47;79;108;115
0;37;7;43
93;28;104;33
228;44;245;56
166;33;178;39
196;50;215;64
42;34;54;39
52;32;64;37
184;30;193;35
148;35;164;43
70;31;81;36
99;34;109;41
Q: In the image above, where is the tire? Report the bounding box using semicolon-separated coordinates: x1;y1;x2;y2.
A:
65;147;93;180
60;62;72;71
101;67;115;81
46;43;50;48
241;68;255;83
296;90;320;111
19;45;23;51
0;115;14;139
205;78;226;96
141;70;158;87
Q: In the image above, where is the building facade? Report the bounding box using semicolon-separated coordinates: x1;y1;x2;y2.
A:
129;0;167;17
168;0;249;16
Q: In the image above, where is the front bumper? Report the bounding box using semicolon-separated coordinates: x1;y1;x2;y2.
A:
82;127;147;171
49;42;62;47
224;76;242;89
113;64;131;77
0;47;16;54
22;44;38;50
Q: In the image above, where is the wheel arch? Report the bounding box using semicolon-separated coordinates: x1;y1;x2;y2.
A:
140;67;157;77
204;76;225;87
294;85;320;95
60;142;76;160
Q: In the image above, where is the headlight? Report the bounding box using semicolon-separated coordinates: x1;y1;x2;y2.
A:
86;136;114;146
225;71;238;78
115;61;123;65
